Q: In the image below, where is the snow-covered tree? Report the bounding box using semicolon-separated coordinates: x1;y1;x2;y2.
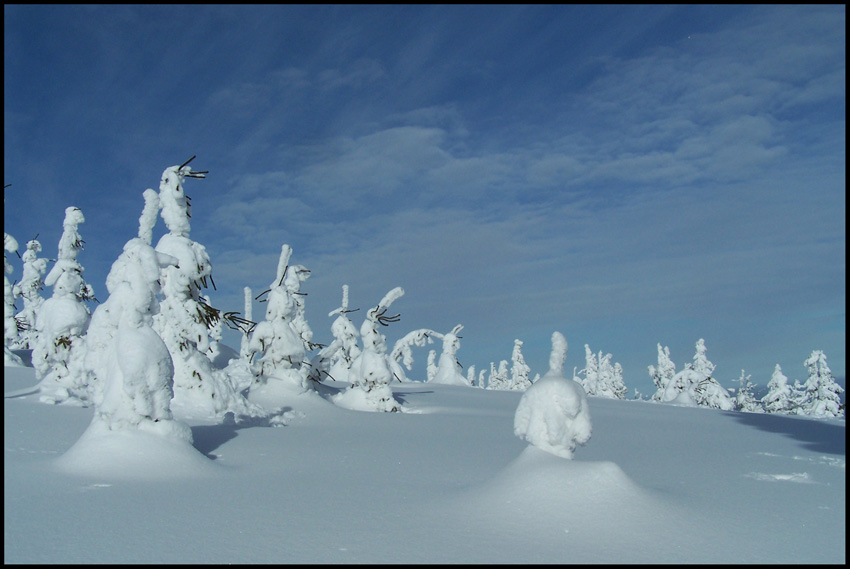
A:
4;230;23;366
514;331;591;459
733;369;763;413
477;368;487;389
391;327;437;377
578;344;599;395
333;286;405;412
430;324;469;386
649;343;676;402
239;286;254;362
150;161;258;417
310;284;363;383
584;348;627;399
467;364;476;387
33;206;96;404
660;339;733;410
508;339;532;390
487;359;510;390
426;349;437;382
84;199;193;444
12;238;48;349
798;350;844;418
247;244;312;395
762;364;794;414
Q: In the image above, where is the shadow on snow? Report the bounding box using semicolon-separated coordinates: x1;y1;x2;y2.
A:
723;410;845;456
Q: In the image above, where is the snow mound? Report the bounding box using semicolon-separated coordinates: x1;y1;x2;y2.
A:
54;418;217;480
458;445;684;558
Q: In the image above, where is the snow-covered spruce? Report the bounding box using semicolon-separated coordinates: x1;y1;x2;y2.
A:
333;286;405;412
579;344;627;399
508;339;532;390
659;339;734;410
514;331;591;459
55;198;210;476
430;324;469;386
733;369;763;413
761;364;794;414
390;324;468;386
33;207;96;404
309;285;363;384
246;244;315;405
4;230;24;366
487;359;510;390
798;350;844;418
648;343;676;402
12;238;48;349
151;163;259;418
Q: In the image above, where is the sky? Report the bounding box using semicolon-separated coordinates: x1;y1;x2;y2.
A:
4;5;845;394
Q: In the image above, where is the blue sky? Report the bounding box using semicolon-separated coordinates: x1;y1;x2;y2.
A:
4;5;845;393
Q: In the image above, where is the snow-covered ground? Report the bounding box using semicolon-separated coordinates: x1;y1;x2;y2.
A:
4;357;845;564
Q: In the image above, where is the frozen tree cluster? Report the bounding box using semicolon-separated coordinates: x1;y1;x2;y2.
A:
514;331;592;459
4;228;23;366
577;344;627;399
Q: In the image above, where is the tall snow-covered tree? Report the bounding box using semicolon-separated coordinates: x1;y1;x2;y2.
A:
798;350;844;418
33;206;96;404
12;238;48;349
151;161;258;417
661;339;734;410
585;349;627;399
649;343;676;402
390;326;437;379
508;339;532;391
762;364;794;414
4;230;23;366
84;196;192;443
578;344;599;395
733;369;763;413
333;286;405;412
514;331;591;459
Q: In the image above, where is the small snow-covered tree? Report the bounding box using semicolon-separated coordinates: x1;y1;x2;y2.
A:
4;230;23;366
733;369;763;413
310;284;362;383
333;286;405;412
762;364;794;414
467;364;476;387
426;349;438;382
798;350;844;418
487;359;510;390
431;324;469;386
248;244;311;393
390;327;437;377
33;207;96;404
514;331;591;459
12;238;48;349
239;286;254;361
586;349;627;399
649;343;676;402
478;368;487;389
578;344;599;395
508;339;532;391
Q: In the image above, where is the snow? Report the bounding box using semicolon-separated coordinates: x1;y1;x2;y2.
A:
5;354;844;563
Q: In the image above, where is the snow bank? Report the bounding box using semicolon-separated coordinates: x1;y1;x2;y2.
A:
55;417;217;480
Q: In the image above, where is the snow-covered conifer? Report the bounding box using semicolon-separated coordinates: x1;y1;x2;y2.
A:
798;350;844;418
12;238;48;349
661;339;733;410
514;331;591;459
589;350;627;399
426;349;437;382
487;360;510;390
508;339;532;391
152;162;257;417
239;286;253;361
478;368;487;389
649;343;676;402
578;344;599;395
733;369;763;413
430;324;469;386
248;244;311;395
310;284;362;383
467;365;476;387
4;230;23;366
333;287;405;412
390;327;437;376
33;207;95;403
762;364;794;414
